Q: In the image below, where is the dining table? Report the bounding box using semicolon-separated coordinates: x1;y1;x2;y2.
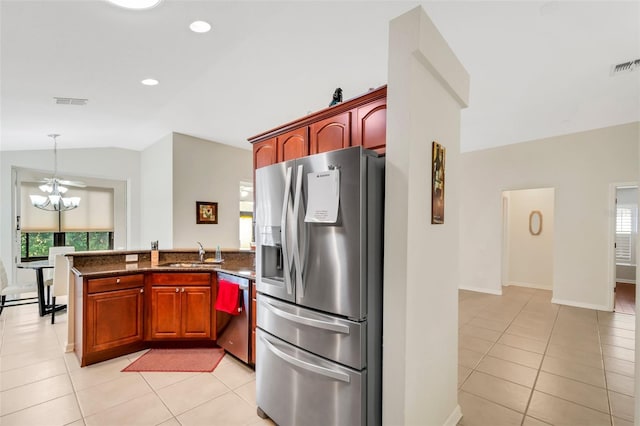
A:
16;259;64;317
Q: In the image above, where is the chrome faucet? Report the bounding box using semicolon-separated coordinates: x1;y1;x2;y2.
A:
197;242;205;263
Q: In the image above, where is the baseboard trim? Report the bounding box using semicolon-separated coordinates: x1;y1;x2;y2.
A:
459;285;502;296
443;404;462;426
551;298;610;312
506;281;553;291
65;343;74;353
616;279;636;285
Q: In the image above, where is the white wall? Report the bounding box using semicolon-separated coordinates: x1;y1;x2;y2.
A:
460;122;639;310
504;188;554;290
0;147;141;280
140;134;173;250
171;133;252;250
384;6;468;425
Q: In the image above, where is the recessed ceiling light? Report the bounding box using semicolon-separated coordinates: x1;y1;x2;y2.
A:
106;0;162;10
141;78;159;86
190;21;211;33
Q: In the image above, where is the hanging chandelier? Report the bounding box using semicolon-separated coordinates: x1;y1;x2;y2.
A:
30;134;84;211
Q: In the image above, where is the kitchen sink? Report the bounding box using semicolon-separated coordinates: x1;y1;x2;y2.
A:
162;262;219;268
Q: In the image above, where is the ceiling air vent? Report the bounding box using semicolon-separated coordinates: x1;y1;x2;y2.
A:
611;59;640;76
54;97;88;106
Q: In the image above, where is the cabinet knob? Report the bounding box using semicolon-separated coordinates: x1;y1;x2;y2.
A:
116;278;120;284
181;287;185;293
140;288;144;293
176;288;179;292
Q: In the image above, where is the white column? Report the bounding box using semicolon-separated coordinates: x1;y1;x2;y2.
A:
384;6;469;425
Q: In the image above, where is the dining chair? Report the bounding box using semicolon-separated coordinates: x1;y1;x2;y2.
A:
0;258;39;316
51;253;72;324
45;246;75;305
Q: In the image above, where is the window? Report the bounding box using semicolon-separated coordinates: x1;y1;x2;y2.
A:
239;181;254;249
615;204;637;264
20;232;114;261
20;182;115;261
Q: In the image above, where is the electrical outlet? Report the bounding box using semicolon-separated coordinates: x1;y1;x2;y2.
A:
125;254;138;263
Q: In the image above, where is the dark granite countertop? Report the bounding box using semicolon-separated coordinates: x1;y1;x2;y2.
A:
72;262;255;280
68;249;255;280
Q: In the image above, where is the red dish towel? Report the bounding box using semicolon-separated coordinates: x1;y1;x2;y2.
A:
215;279;240;315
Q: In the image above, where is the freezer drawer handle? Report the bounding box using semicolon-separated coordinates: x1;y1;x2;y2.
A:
263;298;350;335
260;334;351;383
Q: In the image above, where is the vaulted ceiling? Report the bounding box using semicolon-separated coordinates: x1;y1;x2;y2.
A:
1;1;638;153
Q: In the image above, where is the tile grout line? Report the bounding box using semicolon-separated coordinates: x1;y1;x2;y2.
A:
517;291;559;426
58;314;86;425
460;289;539;401
597;311;615;426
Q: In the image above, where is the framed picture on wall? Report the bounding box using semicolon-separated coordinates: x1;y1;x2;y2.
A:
431;141;445;224
196;201;218;224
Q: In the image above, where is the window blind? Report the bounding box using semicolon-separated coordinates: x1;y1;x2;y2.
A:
615;204;636;264
20;182;114;232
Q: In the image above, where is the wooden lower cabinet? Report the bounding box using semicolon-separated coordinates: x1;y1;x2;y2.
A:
149;286;212;339
147;273;213;340
77;273;145;367
76;271;216;367
86;287;144;353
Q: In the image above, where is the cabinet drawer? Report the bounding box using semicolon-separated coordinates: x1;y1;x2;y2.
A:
87;274;144;294
148;273;211;286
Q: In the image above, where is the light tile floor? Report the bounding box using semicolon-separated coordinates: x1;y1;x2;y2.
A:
458;286;636;426
0;300;273;426
0;287;636;426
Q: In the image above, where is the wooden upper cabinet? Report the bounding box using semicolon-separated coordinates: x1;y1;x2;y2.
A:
249;85;386;165
277;127;308;162
310;112;351;155
353;98;387;154
253;138;277;170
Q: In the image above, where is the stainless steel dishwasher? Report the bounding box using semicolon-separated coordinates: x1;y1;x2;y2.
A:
216;272;250;363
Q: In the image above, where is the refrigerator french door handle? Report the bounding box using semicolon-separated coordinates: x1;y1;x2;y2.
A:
260;333;351;383
292;164;304;292
280;166;293;295
261;297;351;334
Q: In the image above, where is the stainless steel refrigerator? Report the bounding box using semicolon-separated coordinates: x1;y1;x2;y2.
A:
255;146;384;426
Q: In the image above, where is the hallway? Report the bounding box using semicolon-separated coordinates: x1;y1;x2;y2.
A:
458;286;635;426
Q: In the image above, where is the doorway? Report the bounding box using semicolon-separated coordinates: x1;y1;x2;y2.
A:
613;185;637;315
501;188;555;290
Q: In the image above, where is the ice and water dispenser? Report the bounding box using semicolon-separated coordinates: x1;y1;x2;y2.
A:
258;226;284;282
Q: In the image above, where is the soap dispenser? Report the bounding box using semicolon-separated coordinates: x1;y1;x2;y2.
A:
215;245;222;262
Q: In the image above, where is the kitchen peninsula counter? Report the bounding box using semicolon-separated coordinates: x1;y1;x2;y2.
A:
65;249;254;367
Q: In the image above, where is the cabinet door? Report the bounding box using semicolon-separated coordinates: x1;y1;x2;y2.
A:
86;287;143;353
353;99;386;154
150;287;181;339
310;112;351;155
277;127;308;162
253;138;277;170
181;286;212;338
